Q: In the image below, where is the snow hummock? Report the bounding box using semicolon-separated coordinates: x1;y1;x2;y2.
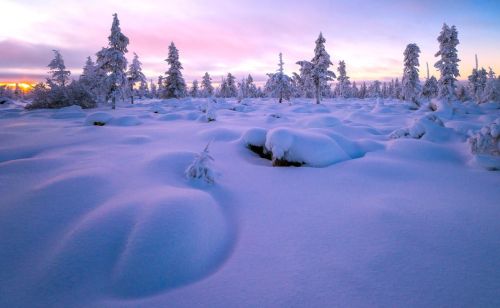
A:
265;128;350;167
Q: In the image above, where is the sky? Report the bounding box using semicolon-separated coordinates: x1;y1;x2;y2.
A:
1;0;499;85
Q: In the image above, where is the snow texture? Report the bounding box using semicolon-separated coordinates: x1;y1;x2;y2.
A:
0;97;499;307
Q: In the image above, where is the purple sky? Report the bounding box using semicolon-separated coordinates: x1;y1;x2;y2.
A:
1;0;499;84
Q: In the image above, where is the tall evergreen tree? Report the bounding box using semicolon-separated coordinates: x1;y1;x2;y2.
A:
434;23;460;101
96;13;129;109
150;79;157;98
294;61;315;98
401;43;421;105
220;73;237;98
201;72;214;97
163;42;187;98
264;53;292;103
310;32;336;103
482;68;500;103
190;80;200;97
359;82;367;99
48;50;71;87
335;60;350;98
127;52;146;104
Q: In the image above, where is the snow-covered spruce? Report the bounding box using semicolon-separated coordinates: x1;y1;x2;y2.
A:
401;43;421;106
163;42;187;98
96;13;129;109
185;144;216;184
434;23;460;101
127;52;147;104
201;72;214;97
335;60;351;98
469;118;500;156
264;53;292;103
310;32;336;104
48;50;71;87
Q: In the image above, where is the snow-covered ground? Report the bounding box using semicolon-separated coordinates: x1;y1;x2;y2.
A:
1;98;499;307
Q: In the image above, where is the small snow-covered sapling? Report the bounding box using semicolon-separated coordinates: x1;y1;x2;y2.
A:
185;143;215;184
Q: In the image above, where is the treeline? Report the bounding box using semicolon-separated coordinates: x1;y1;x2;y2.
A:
6;14;498;110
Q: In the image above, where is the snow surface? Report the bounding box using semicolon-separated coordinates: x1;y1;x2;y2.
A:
0;98;499;307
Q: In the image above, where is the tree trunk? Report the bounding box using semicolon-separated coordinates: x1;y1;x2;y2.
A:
112;96;116;110
315;84;321;104
130;84;134;104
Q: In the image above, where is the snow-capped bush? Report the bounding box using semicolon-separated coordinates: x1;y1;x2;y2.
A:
264;128;350;167
390;114;444;139
469;118;500;156
185;144;215;184
206;104;217;122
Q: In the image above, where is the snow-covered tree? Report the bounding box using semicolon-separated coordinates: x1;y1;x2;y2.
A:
294;61;315;98
468;67;487;102
138;80;148;99
150;79;157;98
422;76;439;99
96;13;129;109
483;68;500;103
190;80;199;97
246;74;258;98
127;52;146;104
401;43;421;105
163;42;187;98
310;32;336;103
220;73;237;98
434;23;460;101
48;50;71;87
157;76;165;97
335;60;350;98
359;82;367;99
185;143;215;184
351;81;359;98
201;72;214;97
264;53;292;103
368;81;382;98
393;78;402;99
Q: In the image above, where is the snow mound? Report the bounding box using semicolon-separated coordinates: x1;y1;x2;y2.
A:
242;128;267;147
51;105;86;119
198;127;241;142
264;128;350;167
110;115;142;126
85;112;113;126
43;188;231;299
469;118;500;163
158;113;183;121
390;114;446;140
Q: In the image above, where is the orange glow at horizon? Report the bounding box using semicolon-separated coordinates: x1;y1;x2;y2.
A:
0;82;36;92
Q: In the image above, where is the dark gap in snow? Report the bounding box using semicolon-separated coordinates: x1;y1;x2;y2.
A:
93;121;106;126
247;144;272;160
272;158;303;167
247;145;303;167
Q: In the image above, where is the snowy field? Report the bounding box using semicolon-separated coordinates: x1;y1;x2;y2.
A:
1;98;499;307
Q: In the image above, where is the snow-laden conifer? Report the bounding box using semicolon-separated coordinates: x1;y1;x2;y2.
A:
96;13;129;109
127;52;146;104
310;32;336;104
201;72;214;97
335;60;350;98
401;43;421;105
264;53;292;103
163;42;187;98
48;50;71;87
434;23;460;101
